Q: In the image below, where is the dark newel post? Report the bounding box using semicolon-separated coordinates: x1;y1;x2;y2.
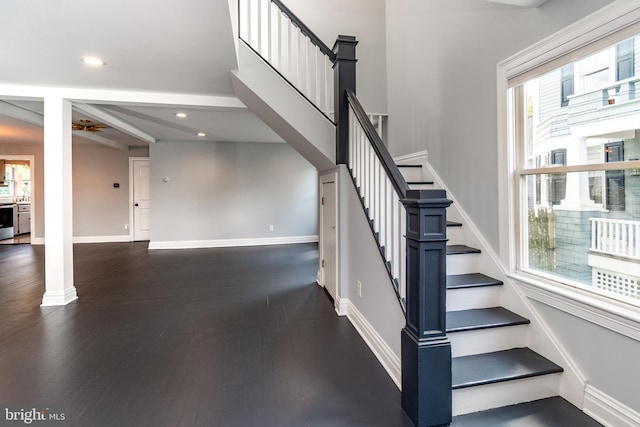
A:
401;189;453;427
333;35;358;165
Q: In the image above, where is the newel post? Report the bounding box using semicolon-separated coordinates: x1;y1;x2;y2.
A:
401;189;453;427
333;35;358;165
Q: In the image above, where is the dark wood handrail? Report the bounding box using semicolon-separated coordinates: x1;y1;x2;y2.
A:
271;0;337;62
346;90;410;198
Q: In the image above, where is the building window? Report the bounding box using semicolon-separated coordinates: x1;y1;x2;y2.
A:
560;64;574;107
616;38;635;82
510;33;640;304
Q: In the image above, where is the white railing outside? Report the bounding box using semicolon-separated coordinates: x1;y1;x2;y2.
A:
591;217;640;259
238;0;335;120
349;105;407;302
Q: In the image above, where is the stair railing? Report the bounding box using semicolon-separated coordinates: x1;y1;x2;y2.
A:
347;90;410;308
238;2;453;425
238;0;335;121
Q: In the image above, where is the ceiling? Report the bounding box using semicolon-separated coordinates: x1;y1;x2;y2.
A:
0;0;285;149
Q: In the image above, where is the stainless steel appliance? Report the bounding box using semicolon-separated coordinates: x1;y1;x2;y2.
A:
0;204;14;240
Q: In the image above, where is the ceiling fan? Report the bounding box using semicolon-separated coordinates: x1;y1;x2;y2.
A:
71;119;108;132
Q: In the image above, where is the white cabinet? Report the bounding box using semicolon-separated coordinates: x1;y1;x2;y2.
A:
15;203;30;235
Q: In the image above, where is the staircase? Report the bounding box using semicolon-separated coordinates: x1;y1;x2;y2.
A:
230;1;602;424
398;163;576;421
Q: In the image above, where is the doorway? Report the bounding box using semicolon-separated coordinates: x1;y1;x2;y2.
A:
320;174;338;302
0;156;34;245
129;158;150;241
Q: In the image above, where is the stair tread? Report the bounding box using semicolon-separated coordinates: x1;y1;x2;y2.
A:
452;348;563;390
397;164;422;168
450;397;603;426
447;307;530;332
447;221;463;227
447;273;502;289
447;244;481;255
406;181;434;184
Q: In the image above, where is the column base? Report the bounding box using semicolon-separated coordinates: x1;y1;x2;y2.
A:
41;287;78;306
401;328;452;427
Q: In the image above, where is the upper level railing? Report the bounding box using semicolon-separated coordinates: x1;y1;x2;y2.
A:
591;217;640;260
568;75;640;129
347;90;410;307
238;0;335;121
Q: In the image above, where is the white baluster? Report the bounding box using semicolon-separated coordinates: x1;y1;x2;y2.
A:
591;219;596;251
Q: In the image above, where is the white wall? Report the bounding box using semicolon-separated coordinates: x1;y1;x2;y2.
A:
284;0;388;114
385;0;613;250
149;141;318;243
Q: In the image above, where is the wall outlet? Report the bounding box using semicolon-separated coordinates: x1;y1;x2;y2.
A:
269;224;274;232
124;224;129;230
357;280;362;297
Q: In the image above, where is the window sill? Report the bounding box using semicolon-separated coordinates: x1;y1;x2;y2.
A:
507;270;640;342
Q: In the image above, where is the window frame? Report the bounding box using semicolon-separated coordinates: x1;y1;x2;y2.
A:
497;1;640;330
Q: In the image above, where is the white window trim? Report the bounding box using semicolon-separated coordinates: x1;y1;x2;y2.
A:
497;0;640;339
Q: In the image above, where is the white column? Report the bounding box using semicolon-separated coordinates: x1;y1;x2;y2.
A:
41;96;77;306
560;137;596;209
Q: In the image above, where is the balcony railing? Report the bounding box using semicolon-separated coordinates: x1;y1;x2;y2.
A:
238;0;335;121
567;76;640;130
590;217;640;260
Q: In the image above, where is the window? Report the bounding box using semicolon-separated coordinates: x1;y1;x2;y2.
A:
509;34;640;304
604;141;625;211
560;64;574;107
616;38;635;81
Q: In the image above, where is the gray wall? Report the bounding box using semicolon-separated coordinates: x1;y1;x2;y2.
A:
149;141;317;242
384;0;613;250
72;144;138;237
533;301;640;410
0;141;149;240
285;0;388;114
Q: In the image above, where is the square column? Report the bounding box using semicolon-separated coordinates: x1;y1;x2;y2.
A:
41;96;77;306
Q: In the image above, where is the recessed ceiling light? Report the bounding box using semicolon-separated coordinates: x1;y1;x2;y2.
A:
197;132;206;137
175;112;187;118
81;56;106;67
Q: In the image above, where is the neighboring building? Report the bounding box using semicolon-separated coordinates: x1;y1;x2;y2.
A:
525;35;640;299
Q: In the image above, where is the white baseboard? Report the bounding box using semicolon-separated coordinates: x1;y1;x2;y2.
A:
335;295;348;316
74;235;130;244
584;385;640;427
148;235;319;250
29;236;130;245
344;299;402;390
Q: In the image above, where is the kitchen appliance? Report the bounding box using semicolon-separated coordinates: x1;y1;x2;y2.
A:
0;204;14;240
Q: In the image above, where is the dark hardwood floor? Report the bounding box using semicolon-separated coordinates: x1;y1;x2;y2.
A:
0;243;413;427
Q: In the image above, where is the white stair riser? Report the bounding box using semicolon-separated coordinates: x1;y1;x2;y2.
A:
447;253;480;275
447;286;501;311
446;227;463;245
408;183;434;190
398;167;423;182
452;373;561;416
449;325;529;357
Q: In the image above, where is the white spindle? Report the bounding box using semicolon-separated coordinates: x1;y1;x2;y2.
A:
591;219;596;250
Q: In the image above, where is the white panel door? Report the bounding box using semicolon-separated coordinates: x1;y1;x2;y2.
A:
321;180;337;300
133;159;151;241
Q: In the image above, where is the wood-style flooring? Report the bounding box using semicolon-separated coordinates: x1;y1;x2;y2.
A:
0;242;413;427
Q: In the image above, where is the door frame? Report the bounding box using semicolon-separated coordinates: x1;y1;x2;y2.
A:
128;157;150;241
0;154;36;243
319;172;340;311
